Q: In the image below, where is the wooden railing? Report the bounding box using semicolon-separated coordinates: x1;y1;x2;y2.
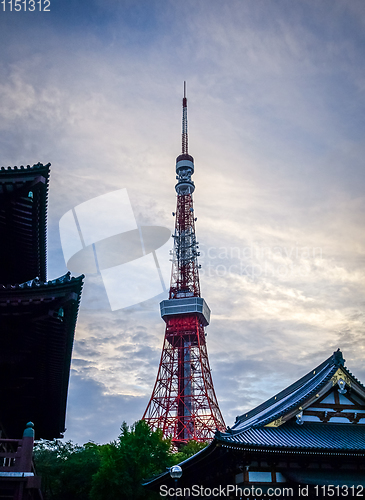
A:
0;422;34;473
0;422;42;500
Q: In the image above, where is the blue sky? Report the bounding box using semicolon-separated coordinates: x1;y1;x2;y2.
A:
1;0;365;444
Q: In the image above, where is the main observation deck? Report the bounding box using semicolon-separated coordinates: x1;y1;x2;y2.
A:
160;297;211;327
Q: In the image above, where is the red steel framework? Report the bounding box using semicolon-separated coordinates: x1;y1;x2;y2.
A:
143;83;225;445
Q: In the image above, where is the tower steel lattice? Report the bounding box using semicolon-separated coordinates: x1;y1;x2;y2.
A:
143;83;225;445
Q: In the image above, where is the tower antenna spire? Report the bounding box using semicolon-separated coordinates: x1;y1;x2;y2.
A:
182;81;188;155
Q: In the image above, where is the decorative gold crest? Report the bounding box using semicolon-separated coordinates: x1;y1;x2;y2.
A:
331;368;351;387
265;416;283;427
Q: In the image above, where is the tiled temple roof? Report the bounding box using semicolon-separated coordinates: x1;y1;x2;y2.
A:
215;350;365;452
231;351;344;432
218;422;365;452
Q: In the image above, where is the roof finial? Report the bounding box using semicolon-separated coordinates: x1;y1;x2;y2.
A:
182;81;188;155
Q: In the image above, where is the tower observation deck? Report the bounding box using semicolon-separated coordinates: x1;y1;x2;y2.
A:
143;84;225;445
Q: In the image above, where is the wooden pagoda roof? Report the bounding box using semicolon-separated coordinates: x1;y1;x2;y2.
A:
0;162;50;285
0;272;84;440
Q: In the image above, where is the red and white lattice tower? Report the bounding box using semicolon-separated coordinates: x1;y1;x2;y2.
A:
143;83;225;445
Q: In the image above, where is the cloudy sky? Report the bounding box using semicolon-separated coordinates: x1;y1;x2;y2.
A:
1;0;365;444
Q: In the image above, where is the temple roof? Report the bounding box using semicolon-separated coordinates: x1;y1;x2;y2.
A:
215;349;365;452
0;162;50;285
0;272;84;439
232;350;347;430
218;422;365;452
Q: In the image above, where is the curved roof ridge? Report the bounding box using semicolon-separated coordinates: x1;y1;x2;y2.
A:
0;162;51;171
232;350;344;431
0;272;84;289
342;364;365;391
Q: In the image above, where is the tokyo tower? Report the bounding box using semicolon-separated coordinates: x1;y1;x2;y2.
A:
143;83;225;445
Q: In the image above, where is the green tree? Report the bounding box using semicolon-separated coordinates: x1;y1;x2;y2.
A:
172;440;208;464
90;420;172;500
34;422;207;499
34;440;100;500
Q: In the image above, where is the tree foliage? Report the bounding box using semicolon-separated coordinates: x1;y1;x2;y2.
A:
34;421;208;500
172;440;208;465
90;420;171;500
34;440;100;500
